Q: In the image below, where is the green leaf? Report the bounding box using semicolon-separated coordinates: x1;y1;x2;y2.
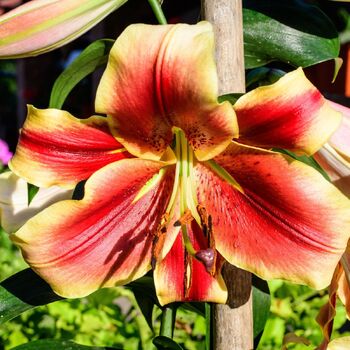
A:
153;336;184;350
127;276;159;305
127;275;159;331
10;339;121;350
252;276;271;342
275;149;331;181
218;93;244;105
49;39;114;109
180;302;205;317
0;268;62;324
243;0;340;68
133;292;154;331
27;183;39;205
246;68;285;89
332;57;343;83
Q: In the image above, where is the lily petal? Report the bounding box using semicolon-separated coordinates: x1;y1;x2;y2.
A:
95;22;237;161
234;68;341;155
313;101;350;195
315;146;350;197
0;0;126;58
0;171;73;233
11;159;174;298
328;101;350;160
10;105;130;188
195;142;350;289
154;221;227;305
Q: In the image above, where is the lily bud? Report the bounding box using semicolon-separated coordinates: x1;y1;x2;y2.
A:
0;0;127;58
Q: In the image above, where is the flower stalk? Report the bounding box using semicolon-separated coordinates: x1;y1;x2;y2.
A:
160;304;177;338
147;0;167;25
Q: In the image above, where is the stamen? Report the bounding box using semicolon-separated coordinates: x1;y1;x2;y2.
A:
208;215;215;249
151;213;170;270
186;145;201;225
207;215;217;275
197;205;209;236
165;128;219;276
184;250;192;298
165;130;181;214
174;209;193;227
179;130;187;215
181;224;196;256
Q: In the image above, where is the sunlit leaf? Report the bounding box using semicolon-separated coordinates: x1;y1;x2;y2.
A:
244;0;340;68
253;277;271;341
49;39;114;109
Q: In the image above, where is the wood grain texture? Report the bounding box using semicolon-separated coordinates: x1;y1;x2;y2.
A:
202;0;245;94
201;1;253;349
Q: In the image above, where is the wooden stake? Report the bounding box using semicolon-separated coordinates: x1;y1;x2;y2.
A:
202;0;245;93
201;1;253;349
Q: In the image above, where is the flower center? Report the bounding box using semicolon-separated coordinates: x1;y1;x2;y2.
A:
165;128;216;274
166;128;200;252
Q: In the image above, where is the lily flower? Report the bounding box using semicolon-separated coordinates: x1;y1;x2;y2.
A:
0;0;127;58
0;171;73;233
8;22;350;305
315;100;350;197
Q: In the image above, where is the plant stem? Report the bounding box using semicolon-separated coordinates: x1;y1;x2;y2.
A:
205;303;213;350
147;0;167;25
160;304;177;338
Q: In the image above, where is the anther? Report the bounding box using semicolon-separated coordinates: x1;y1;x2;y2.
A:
197;205;208;236
151;213;169;270
174;209;193;227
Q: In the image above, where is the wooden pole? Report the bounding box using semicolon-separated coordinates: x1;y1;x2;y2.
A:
202;0;245;93
201;1;253;349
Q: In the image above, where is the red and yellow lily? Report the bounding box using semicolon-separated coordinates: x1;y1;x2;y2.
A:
9;22;350;305
314;101;350;349
0;0;127;58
